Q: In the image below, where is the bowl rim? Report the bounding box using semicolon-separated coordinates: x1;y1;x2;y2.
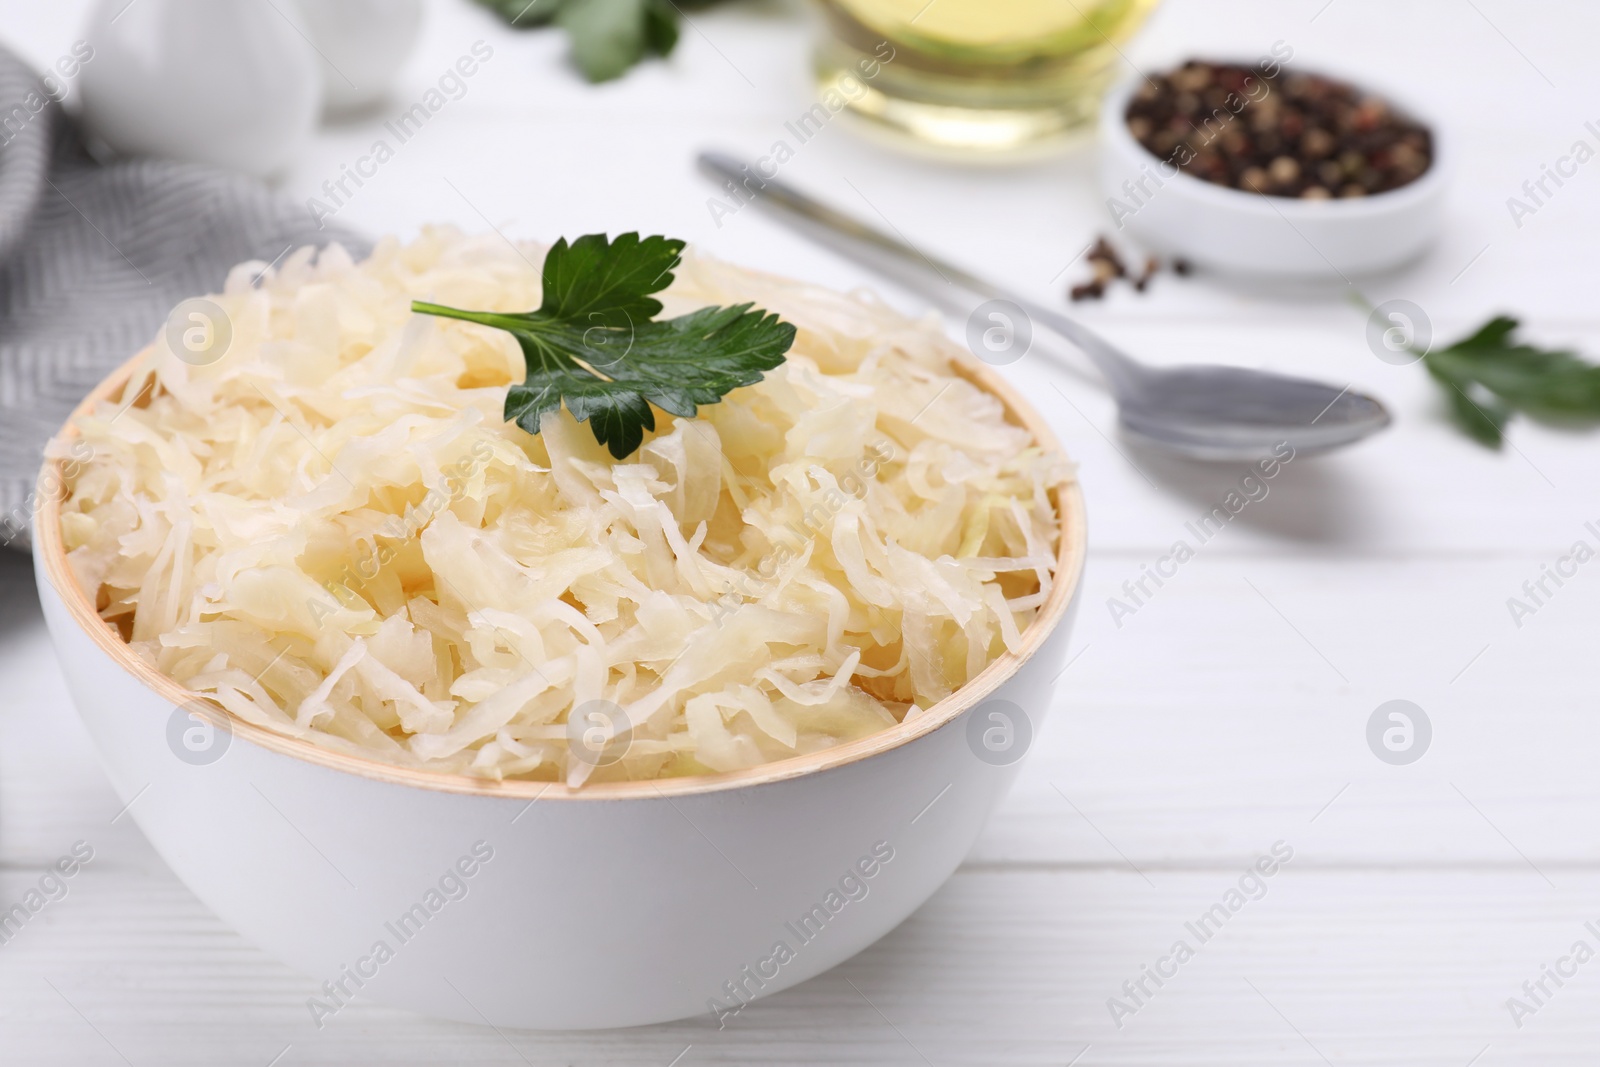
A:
34;309;1087;802
1098;56;1453;219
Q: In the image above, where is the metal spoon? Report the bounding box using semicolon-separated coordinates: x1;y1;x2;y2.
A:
697;151;1390;461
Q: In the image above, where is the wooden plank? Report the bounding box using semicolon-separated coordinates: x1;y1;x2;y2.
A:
3;866;1598;1065
987;547;1600;867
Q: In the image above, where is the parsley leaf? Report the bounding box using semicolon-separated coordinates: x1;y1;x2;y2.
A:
412;233;796;460
474;0;565;26
558;0;675;83
475;0;721;82
1423;316;1600;447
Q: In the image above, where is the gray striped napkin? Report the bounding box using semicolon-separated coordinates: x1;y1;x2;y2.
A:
0;44;366;549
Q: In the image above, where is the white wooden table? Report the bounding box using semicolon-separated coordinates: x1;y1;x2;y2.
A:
4;0;1599;1062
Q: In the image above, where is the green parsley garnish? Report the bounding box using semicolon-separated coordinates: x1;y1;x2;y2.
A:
475;0;725;83
412;233;795;460
1424;316;1600;447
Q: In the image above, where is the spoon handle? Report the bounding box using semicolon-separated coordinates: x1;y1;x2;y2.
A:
696;151;1146;393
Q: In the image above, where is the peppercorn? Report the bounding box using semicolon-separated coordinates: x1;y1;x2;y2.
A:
1301;127;1335;158
1087;236;1127;277
1133;256;1159;291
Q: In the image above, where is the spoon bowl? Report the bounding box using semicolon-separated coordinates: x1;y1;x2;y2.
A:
1118;364;1391;461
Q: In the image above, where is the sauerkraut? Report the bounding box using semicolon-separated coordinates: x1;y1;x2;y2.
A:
53;228;1071;785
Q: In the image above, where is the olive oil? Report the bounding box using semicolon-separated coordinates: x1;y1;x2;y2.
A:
815;0;1161;154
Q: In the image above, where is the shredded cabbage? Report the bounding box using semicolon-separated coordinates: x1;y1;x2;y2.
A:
53;228;1072;785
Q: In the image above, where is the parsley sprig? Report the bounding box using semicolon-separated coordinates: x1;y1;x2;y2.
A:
413;233;795;460
1423;316;1600;447
475;0;727;83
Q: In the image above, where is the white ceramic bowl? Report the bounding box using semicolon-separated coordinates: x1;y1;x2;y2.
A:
33;352;1086;1030
1097;66;1451;279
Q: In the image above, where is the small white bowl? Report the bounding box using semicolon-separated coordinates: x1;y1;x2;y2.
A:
1097;65;1451;279
34;351;1085;1030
